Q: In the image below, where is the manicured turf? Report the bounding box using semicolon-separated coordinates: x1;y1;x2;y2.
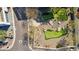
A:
44;29;67;40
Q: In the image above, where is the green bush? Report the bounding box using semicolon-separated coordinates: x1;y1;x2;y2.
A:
56;43;63;48
53;8;68;21
57;8;68;21
42;12;54;21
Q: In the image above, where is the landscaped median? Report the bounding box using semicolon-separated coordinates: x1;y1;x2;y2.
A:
0;30;6;41
44;29;67;40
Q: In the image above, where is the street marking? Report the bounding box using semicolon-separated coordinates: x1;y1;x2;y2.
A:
19;40;23;44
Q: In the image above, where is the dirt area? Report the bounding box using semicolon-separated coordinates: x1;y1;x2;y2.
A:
29;19;75;49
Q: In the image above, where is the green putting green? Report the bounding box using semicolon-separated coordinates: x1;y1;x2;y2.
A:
44;29;67;40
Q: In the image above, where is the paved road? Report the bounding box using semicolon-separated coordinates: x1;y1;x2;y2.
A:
8;8;30;51
74;8;79;49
